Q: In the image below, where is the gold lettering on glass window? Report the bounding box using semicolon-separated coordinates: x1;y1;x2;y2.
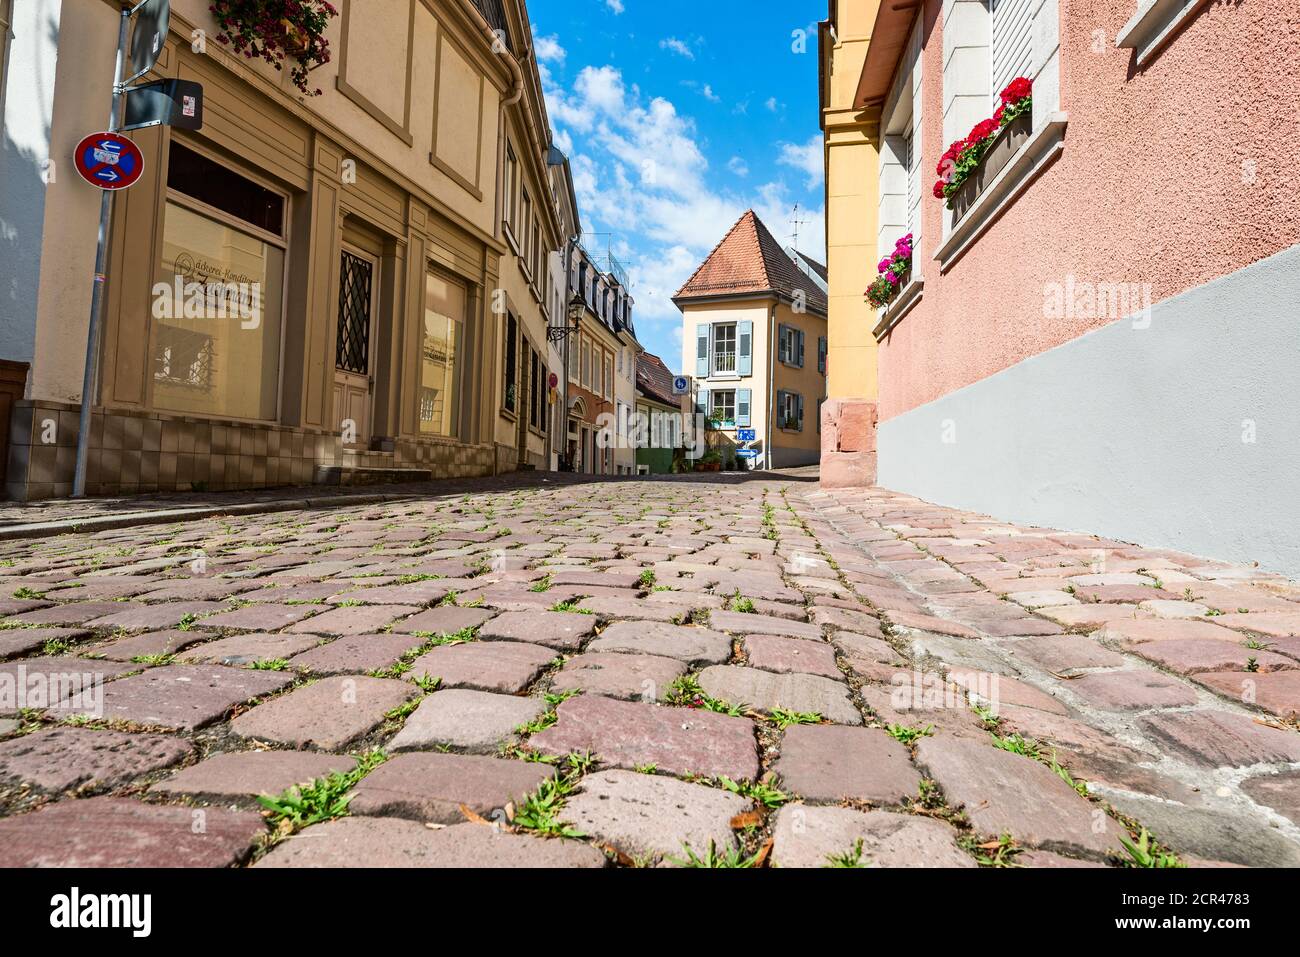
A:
421;270;465;437
152;201;283;421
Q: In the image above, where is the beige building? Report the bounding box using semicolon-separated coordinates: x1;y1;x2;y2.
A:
0;0;564;499
675;211;828;470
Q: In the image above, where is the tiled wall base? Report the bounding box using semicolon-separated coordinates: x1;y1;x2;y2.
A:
4;401;494;501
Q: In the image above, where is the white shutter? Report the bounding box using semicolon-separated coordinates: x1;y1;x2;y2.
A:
991;0;1036;106
904;129;919;237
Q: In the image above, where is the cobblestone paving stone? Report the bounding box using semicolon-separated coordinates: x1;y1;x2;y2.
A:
0;473;1298;867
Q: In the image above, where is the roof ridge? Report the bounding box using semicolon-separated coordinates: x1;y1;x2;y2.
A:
672;209;757;300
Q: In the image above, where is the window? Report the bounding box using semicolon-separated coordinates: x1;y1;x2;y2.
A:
777;391;804;431
568;332;579;382
503;314;518;413
581;337;591;391
709;390;736;428
991;0;1036;108
778;324;805;367
532;222;542;282
504;146;518;236
712;323;737;374
604;353;614;400
421;269;464;437
153;142;285;422
520;191;533;275
529;347;544;431
817;336;828;374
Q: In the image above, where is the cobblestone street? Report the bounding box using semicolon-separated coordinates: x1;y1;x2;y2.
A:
0;472;1297;868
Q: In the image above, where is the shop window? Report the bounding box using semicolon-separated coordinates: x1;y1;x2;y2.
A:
153;144;285;421
420;269;464;436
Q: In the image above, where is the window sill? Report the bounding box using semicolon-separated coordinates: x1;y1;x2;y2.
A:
1116;0;1211;67
873;278;924;341
708;372;742;381
934;112;1068;274
503;225;520;256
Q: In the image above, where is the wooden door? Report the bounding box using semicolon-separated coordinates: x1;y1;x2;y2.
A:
333;248;377;449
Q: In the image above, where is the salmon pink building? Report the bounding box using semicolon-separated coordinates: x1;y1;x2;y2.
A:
820;0;1300;575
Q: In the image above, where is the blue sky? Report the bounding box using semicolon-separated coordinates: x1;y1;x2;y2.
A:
530;0;827;373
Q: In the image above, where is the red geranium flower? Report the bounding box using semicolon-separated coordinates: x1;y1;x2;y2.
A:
999;77;1032;106
932;180;946;199
967;117;999;144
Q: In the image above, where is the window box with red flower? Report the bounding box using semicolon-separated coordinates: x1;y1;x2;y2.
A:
933;77;1033;219
210;1;339;97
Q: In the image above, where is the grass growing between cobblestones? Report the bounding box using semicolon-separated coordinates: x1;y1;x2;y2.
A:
510;751;593;839
514;688;580;736
668;674;746;716
768;707;824;730
825;839;869;868
1118;828;1186;868
670;839;766;868
256;749;388;841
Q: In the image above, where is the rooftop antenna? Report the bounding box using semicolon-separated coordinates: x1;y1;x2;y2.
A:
789;202;810;253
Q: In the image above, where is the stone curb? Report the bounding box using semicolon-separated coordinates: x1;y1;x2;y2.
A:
0;491;421;542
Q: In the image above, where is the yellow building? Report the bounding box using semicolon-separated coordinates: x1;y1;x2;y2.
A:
818;0;883;486
675;211;828;470
0;0;562;498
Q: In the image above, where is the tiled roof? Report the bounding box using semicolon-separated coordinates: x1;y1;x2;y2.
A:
672;210;828;315
636;352;679;408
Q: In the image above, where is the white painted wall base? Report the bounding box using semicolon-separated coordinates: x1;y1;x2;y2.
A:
878;244;1300;577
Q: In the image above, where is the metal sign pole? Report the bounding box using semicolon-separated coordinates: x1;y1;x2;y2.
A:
72;7;130;497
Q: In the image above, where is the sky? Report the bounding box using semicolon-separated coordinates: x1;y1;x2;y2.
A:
529;0;828;374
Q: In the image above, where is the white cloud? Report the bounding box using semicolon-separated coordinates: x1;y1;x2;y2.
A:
534;34;566;63
604;0;625;13
778;135;824;190
765;97;779;112
660;37;694;59
541;61;826;357
700;84;720;103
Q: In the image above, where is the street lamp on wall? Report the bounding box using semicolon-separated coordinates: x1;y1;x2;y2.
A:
549;293;584;343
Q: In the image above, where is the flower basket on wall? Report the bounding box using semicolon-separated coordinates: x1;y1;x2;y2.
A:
948;110;1032;220
934;77;1033;213
210;1;339;96
865;233;913;310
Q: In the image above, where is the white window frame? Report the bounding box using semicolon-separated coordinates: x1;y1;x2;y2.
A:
709;389;737;428
711;322;737;376
1116;0;1212;68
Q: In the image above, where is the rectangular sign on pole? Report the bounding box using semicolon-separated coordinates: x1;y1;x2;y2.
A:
122;78;204;132
736;428;756;443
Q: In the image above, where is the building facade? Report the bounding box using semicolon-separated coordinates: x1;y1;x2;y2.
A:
634;351;680;475
0;0;565;499
546;147;580;472
675;211;828;470
563;242;638;475
820;0;1300;575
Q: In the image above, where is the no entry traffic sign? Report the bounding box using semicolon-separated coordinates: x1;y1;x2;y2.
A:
73;132;144;190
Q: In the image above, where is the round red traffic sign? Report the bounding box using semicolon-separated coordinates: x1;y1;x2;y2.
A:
73;132;144;190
